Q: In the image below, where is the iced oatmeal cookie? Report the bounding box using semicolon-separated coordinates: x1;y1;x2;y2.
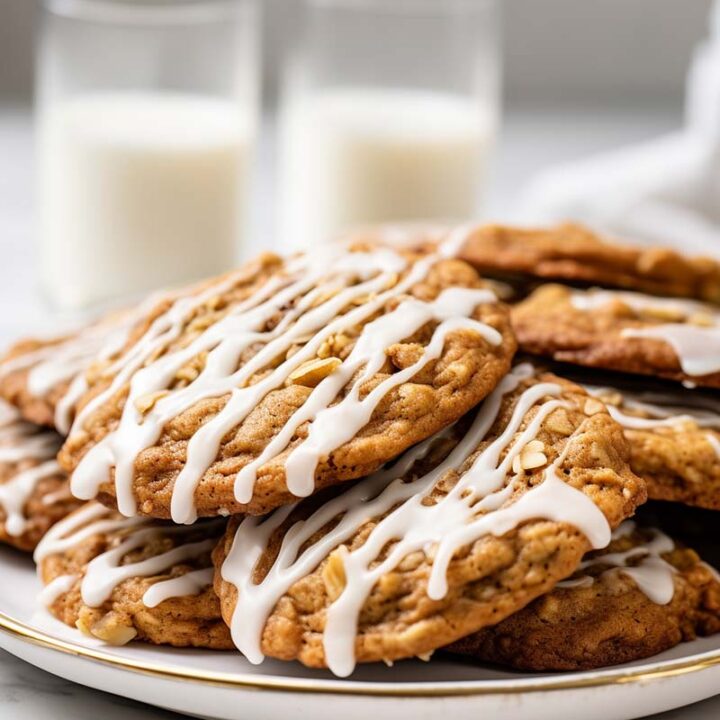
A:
35;502;232;649
512;285;720;388
458;223;720;302
0;308;144;434
448;522;720;670
0;401;80;551
213;365;646;676
59;239;517;522
581;383;720;511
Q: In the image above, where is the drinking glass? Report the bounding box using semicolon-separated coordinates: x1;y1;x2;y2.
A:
277;0;500;249
37;0;260;310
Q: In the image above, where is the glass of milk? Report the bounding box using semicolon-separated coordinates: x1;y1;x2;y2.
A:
277;0;500;249
37;0;260;310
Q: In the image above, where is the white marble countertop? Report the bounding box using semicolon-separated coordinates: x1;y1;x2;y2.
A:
1;103;719;718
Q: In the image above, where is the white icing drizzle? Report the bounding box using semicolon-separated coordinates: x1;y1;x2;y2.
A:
34;502;221;611
69;238;501;523
554;575;595;590
27;327;112;395
625;325;720;377
38;574;78;607
0;434;59;464
221;364;612;677
0;342;69;388
69;264;295;437
238;287;500;501
0;401;64;536
81;531;215;607
0;402;18;428
142;567;215;608
0;414;60;463
583;384;720;457
34;502;146;565
0;460;62;536
440;224;475;258
40;486;71;507
570;288;720;377
557;521;676;605
0;304;150;434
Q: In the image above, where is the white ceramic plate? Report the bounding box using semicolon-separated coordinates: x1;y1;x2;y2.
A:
0;545;718;720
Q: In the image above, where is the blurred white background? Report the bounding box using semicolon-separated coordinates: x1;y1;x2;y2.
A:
0;0;713;107
0;0;715;324
1;0;713;225
0;0;712;327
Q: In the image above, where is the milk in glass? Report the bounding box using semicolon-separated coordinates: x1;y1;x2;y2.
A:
279;88;494;248
39;92;254;309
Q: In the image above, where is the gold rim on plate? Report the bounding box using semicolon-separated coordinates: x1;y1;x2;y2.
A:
1;607;720;697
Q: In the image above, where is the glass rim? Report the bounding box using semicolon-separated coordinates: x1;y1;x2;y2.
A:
41;0;256;25
308;0;495;17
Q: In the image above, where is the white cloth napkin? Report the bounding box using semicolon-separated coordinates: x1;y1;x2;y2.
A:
515;1;720;260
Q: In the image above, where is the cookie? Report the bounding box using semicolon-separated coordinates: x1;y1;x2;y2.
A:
458;223;720;302
0;401;81;551
213;364;646;676
512;285;720;388
0;307;144;434
582;382;720;511
448;522;720;670
59;239;517;522
35;502;232;649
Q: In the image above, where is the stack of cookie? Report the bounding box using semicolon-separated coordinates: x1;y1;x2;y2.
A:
0;225;719;676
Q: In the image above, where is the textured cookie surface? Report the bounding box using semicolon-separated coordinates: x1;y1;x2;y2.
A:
0;309;140;434
448;522;720;671
36;502;232;649
0;401;81;551
214;365;645;675
459;223;720;302
512;285;720;388
59;241;516;522
583;382;720;511
0;335;74;430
